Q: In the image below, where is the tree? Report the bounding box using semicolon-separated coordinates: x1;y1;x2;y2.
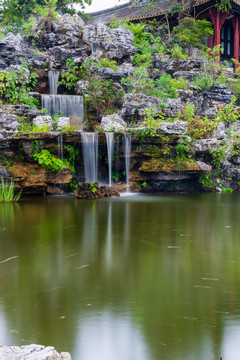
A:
0;0;92;34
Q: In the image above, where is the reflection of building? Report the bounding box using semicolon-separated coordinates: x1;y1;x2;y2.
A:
91;0;240;64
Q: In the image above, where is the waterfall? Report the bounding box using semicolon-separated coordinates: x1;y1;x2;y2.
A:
105;133;114;187
41;94;83;124
81;133;98;183
58;134;63;161
124;134;131;192
48;70;60;95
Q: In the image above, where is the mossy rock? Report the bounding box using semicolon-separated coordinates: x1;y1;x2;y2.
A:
139;158;200;172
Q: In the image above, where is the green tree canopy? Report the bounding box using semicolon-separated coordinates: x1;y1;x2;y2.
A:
0;0;92;34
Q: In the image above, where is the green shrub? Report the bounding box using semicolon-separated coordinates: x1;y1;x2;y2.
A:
0;178;21;203
96;58;118;71
187;116;217;140
193;75;213;90
0;62;38;106
33;149;64;171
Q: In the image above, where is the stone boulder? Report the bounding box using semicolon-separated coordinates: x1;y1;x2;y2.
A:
32;115;53;130
0;344;71;360
3;105;41;120
57;117;70;131
75;182;120;199
0;110;19;140
94;67;129;82
121;93;160;123
82;24;137;62
153;56;202;76
9;162;72;195
101;113;127;132
157;120;188;135
191;138;219;153
200;85;233;118
3;32;25;53
75;80;90;95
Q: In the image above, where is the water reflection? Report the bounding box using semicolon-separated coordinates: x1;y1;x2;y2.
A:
0;194;240;359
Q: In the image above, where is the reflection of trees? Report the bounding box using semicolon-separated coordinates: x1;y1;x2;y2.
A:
0;194;240;359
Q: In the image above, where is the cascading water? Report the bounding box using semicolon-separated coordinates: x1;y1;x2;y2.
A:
105;133;114;187
41;70;84;126
58;133;63;161
42;94;83;123
124;134;131;192
48;70;60;95
81;133;98;183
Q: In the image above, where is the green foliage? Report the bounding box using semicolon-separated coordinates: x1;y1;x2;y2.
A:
155;73;187;98
170;45;187;60
96;58;118;71
125;22;148;47
64;144;78;174
142;107;165;136
172;18;213;51
193;75;213;90
89;182;97;193
59;58;80;91
0;178;21;203
0;62;38;106
175;138;191;156
222;187;233;193
85;78;124;115
198;173;215;191
215;100;240;125
33;149;64;171
187;117;217;140
0;0;91;35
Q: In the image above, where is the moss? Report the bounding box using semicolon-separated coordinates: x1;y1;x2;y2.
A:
139;158;200;172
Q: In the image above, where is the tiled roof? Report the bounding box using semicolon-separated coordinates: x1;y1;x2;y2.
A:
91;1;173;24
91;0;240;25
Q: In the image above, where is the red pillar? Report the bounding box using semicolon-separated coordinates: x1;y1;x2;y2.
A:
209;9;229;63
232;16;240;69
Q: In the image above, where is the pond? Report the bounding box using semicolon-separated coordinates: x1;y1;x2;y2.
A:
0;193;240;360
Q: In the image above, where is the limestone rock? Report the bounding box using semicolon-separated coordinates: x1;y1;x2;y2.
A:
121;93;160;122
196;161;212;171
153;56;202;76
214;122;226;139
82;24;137;62
191;138;218;152
200;85;233;118
157;120;188;135
0;344;71;360
75;80;90;95
32;115;53;130
94;67;129;81
3;105;41;120
57;117;70;130
101;113;127;132
3;32;25;53
0;110;19;140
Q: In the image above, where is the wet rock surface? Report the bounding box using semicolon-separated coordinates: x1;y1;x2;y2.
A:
0;110;19;140
75;182;120;199
0;344;71;360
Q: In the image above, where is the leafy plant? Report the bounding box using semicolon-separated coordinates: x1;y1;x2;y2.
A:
33;149;64;171
187;117;217;140
193;75;213;90
0;178;21;203
0;62;38;106
96;58;118;71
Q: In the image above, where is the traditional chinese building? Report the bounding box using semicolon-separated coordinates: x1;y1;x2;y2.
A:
91;0;240;64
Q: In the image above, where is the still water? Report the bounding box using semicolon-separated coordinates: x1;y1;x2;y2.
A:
0;193;240;360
